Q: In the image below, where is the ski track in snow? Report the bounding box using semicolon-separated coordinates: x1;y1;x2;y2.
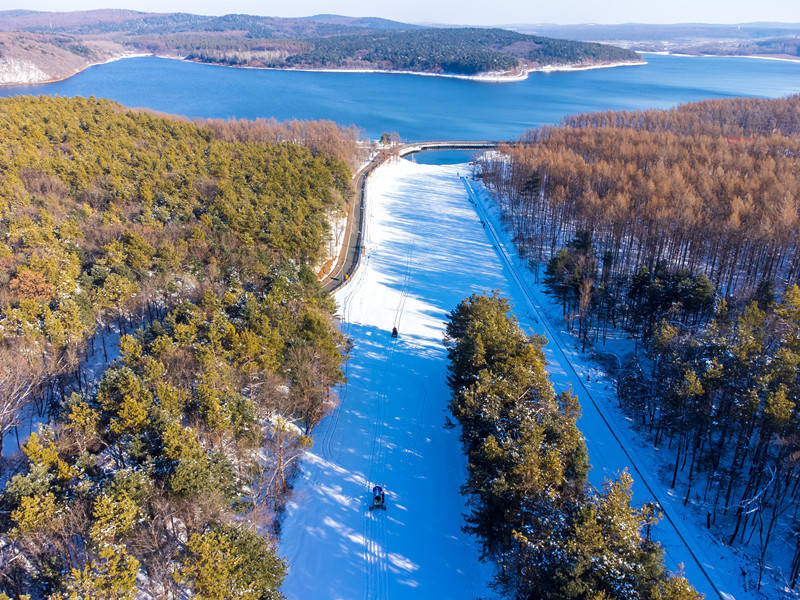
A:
280;157;496;599
279;158;752;600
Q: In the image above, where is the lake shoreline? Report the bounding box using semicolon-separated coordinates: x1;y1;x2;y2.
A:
217;58;648;82
3;52;797;142
4;48;798;89
2;52;646;86
642;50;800;64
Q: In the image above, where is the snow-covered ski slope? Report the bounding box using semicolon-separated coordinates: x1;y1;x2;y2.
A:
280;158;747;600
280;158;496;600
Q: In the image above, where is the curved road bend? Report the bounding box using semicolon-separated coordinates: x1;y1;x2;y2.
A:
321;141;499;293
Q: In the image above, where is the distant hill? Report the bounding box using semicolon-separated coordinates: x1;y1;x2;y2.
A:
0;9;154;31
0;9;412;37
0;10;641;85
299;14;422;30
506;22;800;58
0;30;127;84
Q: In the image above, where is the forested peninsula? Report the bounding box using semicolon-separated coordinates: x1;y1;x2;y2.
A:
0;10;641;84
0;96;356;599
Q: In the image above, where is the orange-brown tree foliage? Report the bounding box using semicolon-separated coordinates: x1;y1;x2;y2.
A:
480;95;800;295
204;117;364;170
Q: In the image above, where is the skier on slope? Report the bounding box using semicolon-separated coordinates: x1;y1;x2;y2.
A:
370;485;386;510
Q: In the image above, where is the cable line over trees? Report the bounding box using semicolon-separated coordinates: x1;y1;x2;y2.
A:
476;94;800;592
444;292;702;600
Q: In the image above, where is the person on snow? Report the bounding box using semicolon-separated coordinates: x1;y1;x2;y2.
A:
370;485;386;510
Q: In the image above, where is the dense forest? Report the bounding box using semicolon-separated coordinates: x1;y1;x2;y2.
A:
0;10;640;80
624;288;800;589
480;96;800;300
561;95;800;137
180;28;639;76
747;37;800;58
282;28;639;75
0;96;353;599
284;28;513;74
201;117;363;171
477;95;800;590
445;293;701;600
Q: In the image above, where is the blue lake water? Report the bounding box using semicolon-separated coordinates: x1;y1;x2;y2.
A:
1;53;799;140
410;148;482;164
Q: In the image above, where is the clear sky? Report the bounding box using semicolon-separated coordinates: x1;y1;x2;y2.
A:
7;0;800;25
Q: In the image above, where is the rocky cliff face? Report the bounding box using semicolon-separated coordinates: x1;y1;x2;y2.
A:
0;56;51;84
0;32;126;85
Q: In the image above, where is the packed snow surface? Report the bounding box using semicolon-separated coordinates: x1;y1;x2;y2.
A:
280;158;749;600
280;158;495;599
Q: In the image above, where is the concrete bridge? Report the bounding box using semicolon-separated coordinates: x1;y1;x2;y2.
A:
398;140;502;156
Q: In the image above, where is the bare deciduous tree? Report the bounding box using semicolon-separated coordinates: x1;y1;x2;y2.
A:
0;345;45;459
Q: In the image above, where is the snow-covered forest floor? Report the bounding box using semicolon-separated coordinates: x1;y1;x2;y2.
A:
468;174;797;600
1;326;123;468
278;157;765;600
